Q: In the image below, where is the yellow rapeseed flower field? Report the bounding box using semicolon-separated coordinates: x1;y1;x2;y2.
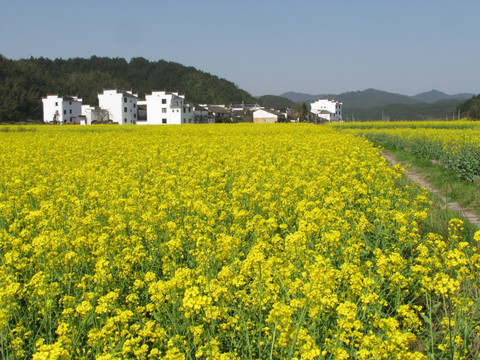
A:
1;124;479;359
331;121;480;181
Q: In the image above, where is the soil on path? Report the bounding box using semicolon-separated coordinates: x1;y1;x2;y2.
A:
382;150;480;229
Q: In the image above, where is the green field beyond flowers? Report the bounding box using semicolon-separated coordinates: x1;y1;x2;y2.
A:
1;124;480;359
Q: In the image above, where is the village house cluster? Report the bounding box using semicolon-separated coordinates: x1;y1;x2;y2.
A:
42;90;342;125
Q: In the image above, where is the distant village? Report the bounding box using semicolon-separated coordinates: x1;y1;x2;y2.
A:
42;90;343;125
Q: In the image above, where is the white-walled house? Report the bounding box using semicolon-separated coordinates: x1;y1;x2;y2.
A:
205;105;229;123
80;105;110;125
42;95;83;124
253;109;283;123
310;99;342;122
183;103;194;124
97;89;138;125
138;91;193;125
193;105;213;124
284;107;293;119
230;102;263;112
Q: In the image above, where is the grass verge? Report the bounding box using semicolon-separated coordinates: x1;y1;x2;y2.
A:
385;146;480;239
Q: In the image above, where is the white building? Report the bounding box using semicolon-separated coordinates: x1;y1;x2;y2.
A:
138;91;193;125
310;99;342;122
253;109;284;123
193;105;212;124
230;102;263;112
42;95;83;124
97;89;138;125
80;105;110;125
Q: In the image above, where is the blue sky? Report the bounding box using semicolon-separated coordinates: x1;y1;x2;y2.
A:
1;0;479;96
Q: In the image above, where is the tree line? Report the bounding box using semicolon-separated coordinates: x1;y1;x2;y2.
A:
457;94;480;119
0;55;257;123
342;99;466;122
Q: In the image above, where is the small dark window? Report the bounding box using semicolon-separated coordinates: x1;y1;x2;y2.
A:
124;107;127;112
63;110;66;114
55;102;58;106
124;98;127;103
162;99;167;104
162;118;167;124
69;109;72;114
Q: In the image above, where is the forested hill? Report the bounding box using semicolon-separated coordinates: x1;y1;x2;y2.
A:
457;94;480;119
0;55;257;123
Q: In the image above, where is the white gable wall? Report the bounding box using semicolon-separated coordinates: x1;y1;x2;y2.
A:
310;99;342;121
253;109;278;123
42;95;82;124
98;90;138;125
142;91;192;125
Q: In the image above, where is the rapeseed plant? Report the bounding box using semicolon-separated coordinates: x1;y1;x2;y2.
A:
0;124;479;359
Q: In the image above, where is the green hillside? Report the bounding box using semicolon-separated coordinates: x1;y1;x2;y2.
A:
280;89;474;109
257;95;296;109
0;55;256;123
343;99;464;121
338;88;420;108
457;94;480;119
281;89;420;108
412;89;474;103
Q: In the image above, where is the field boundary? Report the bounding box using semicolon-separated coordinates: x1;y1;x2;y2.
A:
382;149;480;229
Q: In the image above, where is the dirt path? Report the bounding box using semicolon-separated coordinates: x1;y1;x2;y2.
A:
382;150;480;229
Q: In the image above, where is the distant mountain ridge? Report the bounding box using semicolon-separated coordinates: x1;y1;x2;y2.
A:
279;89;475;109
411;89;475;103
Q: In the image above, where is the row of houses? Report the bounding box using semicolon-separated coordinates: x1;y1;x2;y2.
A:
42;90;200;125
42;90;342;125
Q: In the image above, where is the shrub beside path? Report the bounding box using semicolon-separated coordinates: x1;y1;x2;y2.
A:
382;150;480;229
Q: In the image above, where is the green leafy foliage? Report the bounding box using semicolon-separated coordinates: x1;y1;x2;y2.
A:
257;95;296;109
457;94;480;119
0;55;257;123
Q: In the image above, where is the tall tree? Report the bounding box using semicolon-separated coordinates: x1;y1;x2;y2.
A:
301;102;309;121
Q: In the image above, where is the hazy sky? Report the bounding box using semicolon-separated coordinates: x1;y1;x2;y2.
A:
1;0;479;96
